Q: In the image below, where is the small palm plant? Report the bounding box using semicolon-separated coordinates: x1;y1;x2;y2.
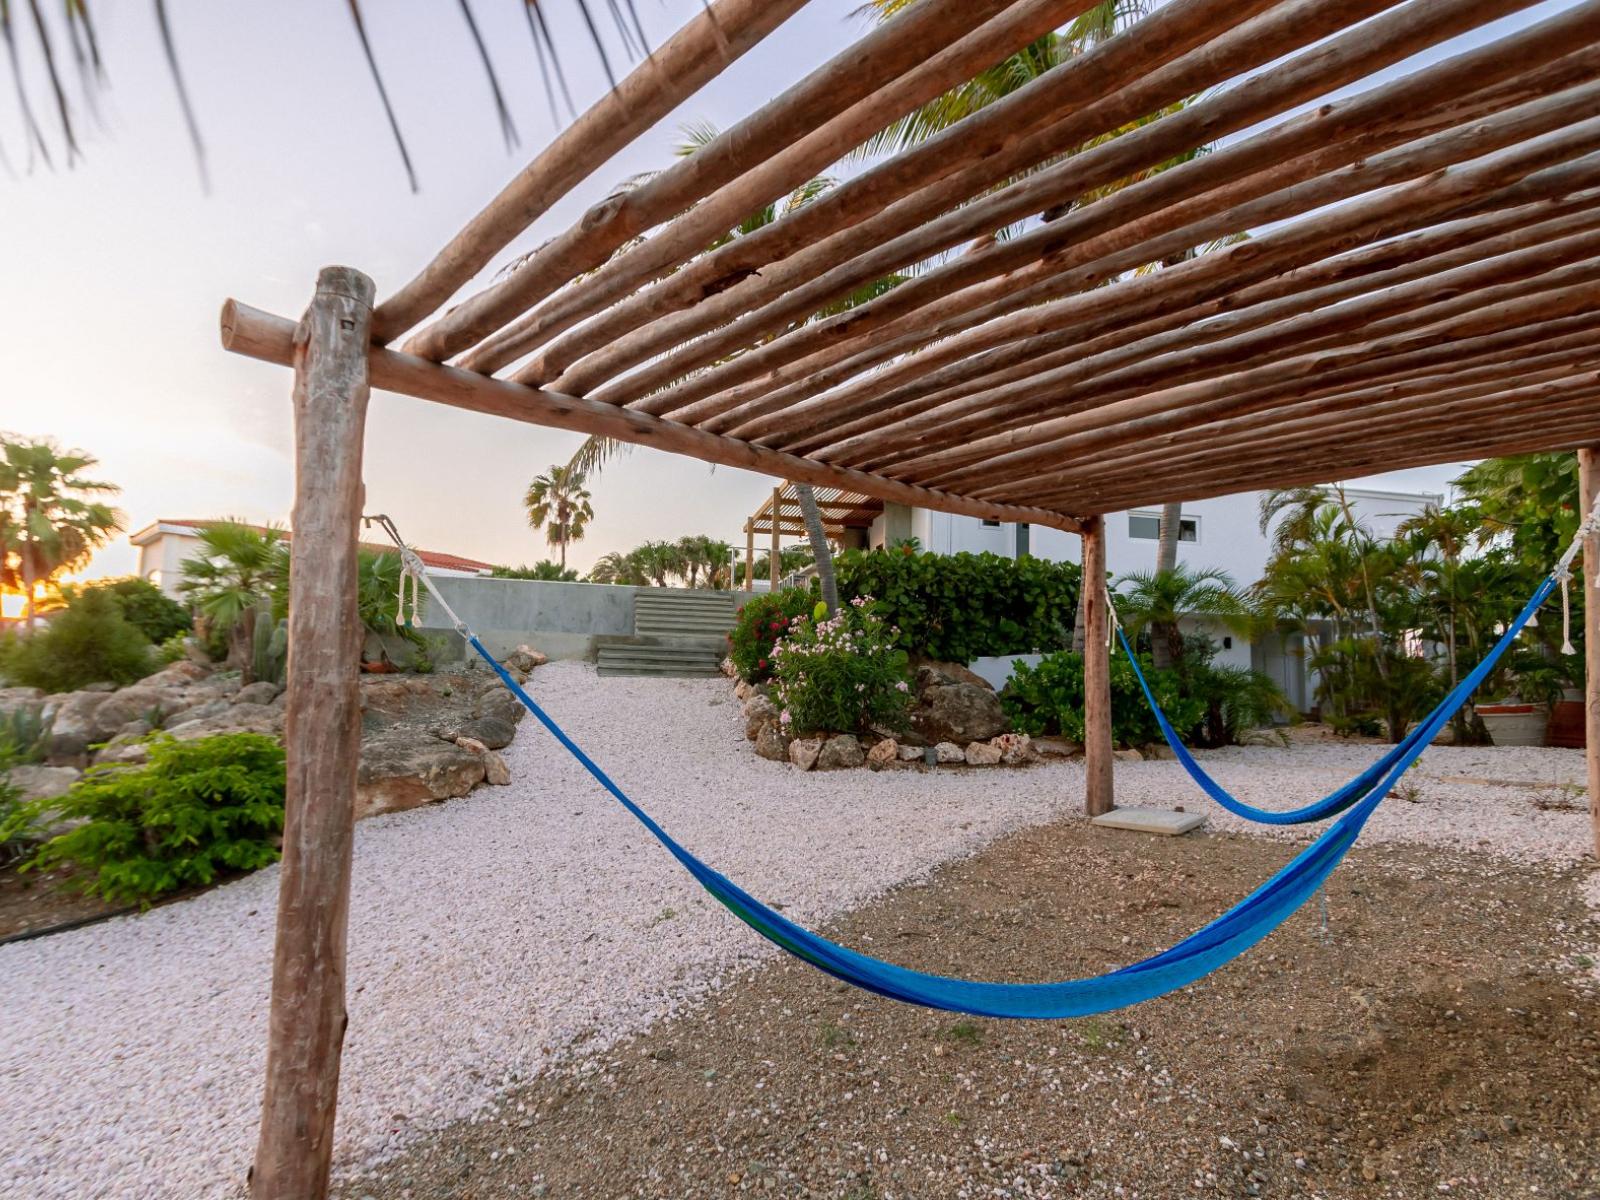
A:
523;464;594;569
177;521;288;680
1114;564;1256;671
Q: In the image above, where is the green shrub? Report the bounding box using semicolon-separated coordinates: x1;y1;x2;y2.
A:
1184;660;1288;748
835;548;1079;663
770;597;912;736
0;590;156;692
16;732;286;905
1001;649;1203;748
729;588;814;684
0;705;49;765
80;577;192;644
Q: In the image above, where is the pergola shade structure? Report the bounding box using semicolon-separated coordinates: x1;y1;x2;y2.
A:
220;2;1600;1196
741;484;881;590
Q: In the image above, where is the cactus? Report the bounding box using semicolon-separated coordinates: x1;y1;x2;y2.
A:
251;609;288;687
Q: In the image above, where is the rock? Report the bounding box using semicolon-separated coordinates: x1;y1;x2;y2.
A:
115;719;154;741
911;668;1007;746
161;699;232;729
865;738;899;770
502;644;548;674
934;741;965;764
1114;747;1144;762
788;737;823;771
898;743;926;762
743;695;778;741
4;764;80;803
139;660;212;688
0;687;45;720
44;691;111;765
990;732;1037;765
1033;736;1082;758
442;715;518;750
453;736;490;755
473;690;526;729
79;681;120;693
965;740;1002;766
754;721;791;763
356;735;487;819
93;736;152;766
912;659;995;692
166;703;282;740
88;687;188;741
482;750;512;786
734;680;753;703
816;734;866;770
233;681;281;707
1143;743;1177;761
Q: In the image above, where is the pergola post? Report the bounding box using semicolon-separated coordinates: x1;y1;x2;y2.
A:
251;267;374;1200
1081;514;1114;817
744;519;754;592
770;485;781;591
1582;447;1600;860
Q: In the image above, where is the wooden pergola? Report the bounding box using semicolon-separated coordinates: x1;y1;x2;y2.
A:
220;1;1600;1194
742;483;881;590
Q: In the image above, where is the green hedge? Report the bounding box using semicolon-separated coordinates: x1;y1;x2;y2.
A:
1001;650;1203;749
835;548;1080;663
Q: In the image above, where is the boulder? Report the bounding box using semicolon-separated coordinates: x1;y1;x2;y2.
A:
912;659;995;693
865;738;899;770
482;750;512;786
743;695;778;741
0;687;45;720
233;681;281;707
788;737;823;771
898;743;926;762
1143;743;1178;761
92;736;152;766
161;699;232;729
1114;747;1144;762
88;687;188;741
356;735;487;819
817;734;866;771
44;691;112;764
166;703;282;741
139;660;212;689
502;644;548;674
453;736;490;755
934;741;965;764
754;721;791;763
440;715;518;751
911;669;1007;746
734;680;753;703
473;690;527;729
990;732;1038;765
4;763;80;803
964;740;1003;766
1033;736;1082;758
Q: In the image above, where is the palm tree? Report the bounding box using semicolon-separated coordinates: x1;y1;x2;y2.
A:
1114;563;1256;671
177;520;289;679
0;436;123;623
588;549;648;585
630;540;685;588
523;464;594;569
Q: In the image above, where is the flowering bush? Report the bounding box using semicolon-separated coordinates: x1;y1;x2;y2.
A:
769;597;913;736
728;588;813;684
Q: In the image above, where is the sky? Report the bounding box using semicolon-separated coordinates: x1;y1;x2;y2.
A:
1;0;1576;579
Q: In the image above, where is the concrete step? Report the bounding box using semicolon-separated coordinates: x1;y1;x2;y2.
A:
596;640;724;677
631;590;736;646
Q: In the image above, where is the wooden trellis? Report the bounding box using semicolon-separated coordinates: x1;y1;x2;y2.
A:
741;484;880;590
220;1;1600;1195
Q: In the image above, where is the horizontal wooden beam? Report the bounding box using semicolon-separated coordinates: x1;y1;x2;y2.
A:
219;301;1082;535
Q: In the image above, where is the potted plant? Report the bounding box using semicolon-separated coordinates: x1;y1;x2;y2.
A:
1475;652;1568;747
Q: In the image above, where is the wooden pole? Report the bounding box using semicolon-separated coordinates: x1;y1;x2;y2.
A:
744;520;755;592
1081;515;1114;817
251;267;374;1200
770;487;782;592
1581;447;1600;860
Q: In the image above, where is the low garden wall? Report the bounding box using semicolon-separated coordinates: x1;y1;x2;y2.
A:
416;577;752;661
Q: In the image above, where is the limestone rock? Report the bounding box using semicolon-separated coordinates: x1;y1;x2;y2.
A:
1143;743;1178;761
1114;747;1144;762
139;660;212;689
233;681;281;707
911;665;1007;746
788;737;823;771
93;735;153;766
44;691;112;765
0;687;45;720
734;680;753;703
1032;736;1082;758
912;659;995;692
87;688;185;741
990;732;1037;765
441;715;518;750
453;736;490;755
161;699;232;729
965;740;1002;766
865;738;899;770
743;695;778;741
754;721;791;763
817;734;866;771
898;743;926;762
482;750;512;786
934;741;965;764
4;764;81;803
356;735;487;819
166;703;282;741
503;644;548;674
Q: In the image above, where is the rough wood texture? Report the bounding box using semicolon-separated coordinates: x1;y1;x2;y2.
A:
1581;447;1600;860
219;301;1082;535
770;487;781;592
1082;517;1114;818
744;521;754;592
371;0;806;343
251;267;374;1200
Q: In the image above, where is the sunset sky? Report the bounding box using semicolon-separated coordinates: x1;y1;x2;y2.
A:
3;0;1570;580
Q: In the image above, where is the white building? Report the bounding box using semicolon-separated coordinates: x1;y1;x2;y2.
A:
129;519;496;599
864;486;1440;710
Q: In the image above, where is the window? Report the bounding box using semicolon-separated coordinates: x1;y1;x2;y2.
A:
1015;522;1030;557
981;518;1001;528
1128;511;1198;542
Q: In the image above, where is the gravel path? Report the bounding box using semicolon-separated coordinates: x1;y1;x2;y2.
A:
1;662;1594;1198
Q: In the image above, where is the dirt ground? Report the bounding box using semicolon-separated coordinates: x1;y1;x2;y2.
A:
342;821;1600;1200
0;862;127;940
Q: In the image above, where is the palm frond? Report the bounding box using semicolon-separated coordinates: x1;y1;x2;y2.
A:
457;0;519;152
347;0;418;193
152;0;205;189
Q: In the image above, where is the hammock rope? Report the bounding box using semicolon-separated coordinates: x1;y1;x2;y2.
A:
362;511;1575;1019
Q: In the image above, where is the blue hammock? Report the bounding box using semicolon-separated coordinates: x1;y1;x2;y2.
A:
461;573;1551;1020
1115;573;1557;826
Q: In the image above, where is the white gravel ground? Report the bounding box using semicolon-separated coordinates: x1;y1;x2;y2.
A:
2;661;1595;1199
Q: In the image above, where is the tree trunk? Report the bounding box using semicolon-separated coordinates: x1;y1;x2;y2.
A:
794;482;838;616
1082;515;1114;817
1156;501;1182;573
252;266;375;1200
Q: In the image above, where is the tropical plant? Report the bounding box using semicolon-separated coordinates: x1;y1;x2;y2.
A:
768;597;913;736
0;436;124;623
523;464;594;570
13;732;286;906
76;576;192;644
177;521;289;680
588;550;649;586
728;588;815;684
0;588;155;692
492;560;580;581
1454;453;1581;574
1001;648;1201;749
631;540;687;588
1113;564;1256;672
750;543;816;584
675;534;736;589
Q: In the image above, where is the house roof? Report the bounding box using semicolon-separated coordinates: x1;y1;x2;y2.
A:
128;519;496;574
